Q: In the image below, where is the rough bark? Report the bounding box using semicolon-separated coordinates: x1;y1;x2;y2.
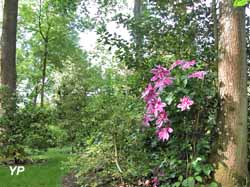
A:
215;0;249;186
1;0;18;92
0;0;18;114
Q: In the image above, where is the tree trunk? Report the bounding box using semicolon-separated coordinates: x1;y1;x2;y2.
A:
40;39;48;107
0;0;18;112
212;0;218;53
215;0;249;186
133;0;143;65
0;0;4;115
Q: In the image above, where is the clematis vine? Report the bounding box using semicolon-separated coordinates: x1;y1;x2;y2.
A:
152;98;166;117
157;127;173;141
169;60;184;70
142;60;206;142
181;60;196;70
151;177;159;187
188;71;207;79
150;65;170;81
142;83;158;102
155;76;173;91
177;96;194;111
156;111;169;128
143;114;153;126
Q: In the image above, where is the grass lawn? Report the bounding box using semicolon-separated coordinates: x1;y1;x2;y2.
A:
0;147;71;187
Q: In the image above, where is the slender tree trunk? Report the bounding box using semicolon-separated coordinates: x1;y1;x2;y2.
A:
0;0;4;115
33;84;39;106
40;39;48;107
0;0;18;112
212;0;218;53
215;1;249;186
133;0;143;65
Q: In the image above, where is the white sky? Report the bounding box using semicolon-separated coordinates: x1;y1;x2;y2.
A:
79;0;133;51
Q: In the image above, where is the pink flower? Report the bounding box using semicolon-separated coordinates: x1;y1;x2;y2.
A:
157;127;173;141
169;60;184;70
181;60;196;70
151;177;159;187
156;111;169;128
142;84;157;102
188;71;207;79
177;96;194;111
146;100;155;114
143;114;153;126
152;98;166;117
150;65;170;82
155;77;173;91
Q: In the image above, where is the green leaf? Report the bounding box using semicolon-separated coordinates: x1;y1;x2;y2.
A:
173;182;181;187
195;176;203;182
233;0;248;7
182;177;195;187
203;164;212;176
208;182;218;187
178;175;183;181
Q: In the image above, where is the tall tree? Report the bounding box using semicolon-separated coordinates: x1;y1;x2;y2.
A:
215;0;249;186
38;0;50;107
212;0;218;53
17;0;81;107
0;0;4;114
0;0;18;110
132;0;143;69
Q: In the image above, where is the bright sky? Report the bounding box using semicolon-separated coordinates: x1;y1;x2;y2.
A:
79;0;133;51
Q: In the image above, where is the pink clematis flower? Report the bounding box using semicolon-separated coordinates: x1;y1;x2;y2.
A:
155;76;173;91
181;60;196;70
188;71;207;79
143;114;153;127
169;60;184;70
150;65;170;82
156;111;169;128
142;84;157;102
151;177;159;187
177;96;194;111
157;127;173;141
152;98;166;117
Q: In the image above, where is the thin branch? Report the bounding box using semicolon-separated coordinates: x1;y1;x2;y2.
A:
38;0;46;41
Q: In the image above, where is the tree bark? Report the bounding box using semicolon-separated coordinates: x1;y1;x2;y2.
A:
0;0;4;115
215;0;249;186
1;0;18;92
133;0;143;65
38;0;50;107
212;0;218;53
40;39;48;107
0;0;18;113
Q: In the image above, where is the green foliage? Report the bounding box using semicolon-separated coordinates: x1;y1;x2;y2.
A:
17;0;88;106
55;1;220;186
1;0;225;186
0;102;58;161
234;0;249;7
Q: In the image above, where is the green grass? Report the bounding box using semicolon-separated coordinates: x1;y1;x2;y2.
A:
0;147;71;187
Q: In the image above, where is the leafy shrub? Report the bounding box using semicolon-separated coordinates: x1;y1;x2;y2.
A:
0;104;58;161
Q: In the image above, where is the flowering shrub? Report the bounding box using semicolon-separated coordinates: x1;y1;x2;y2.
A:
142;60;207;142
